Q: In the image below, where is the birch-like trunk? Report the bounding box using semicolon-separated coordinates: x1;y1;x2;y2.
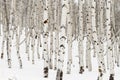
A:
85;0;92;71
0;1;6;59
3;0;12;68
54;0;61;70
66;0;73;74
78;0;84;74
56;0;68;80
16;27;22;68
91;0;97;57
43;0;49;78
48;0;54;69
106;0;115;79
97;1;106;80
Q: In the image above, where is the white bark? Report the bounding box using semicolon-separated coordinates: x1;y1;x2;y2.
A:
16;27;22;68
66;0;73;74
3;0;12;68
54;0;61;70
43;0;49;78
85;0;92;71
106;0;115;79
31;28;35;64
56;0;68;80
97;1;106;80
91;0;97;57
0;0;119;79
48;0;54;69
78;0;84;74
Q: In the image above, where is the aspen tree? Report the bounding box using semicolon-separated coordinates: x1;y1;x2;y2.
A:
116;37;120;67
99;0;106;73
8;0;16;68
78;0;84;74
82;2;87;41
36;0;44;59
111;0;116;68
105;0;110;70
48;0;54;69
53;0;57;70
71;1;77;41
72;3;77;40
36;27;41;59
91;0;97;57
115;0;120;67
16;27;22;68
19;0;24;34
73;3;79;41
56;0;68;79
93;1;102;79
31;0;37;64
54;0;61;70
85;0;92;71
31;29;35;64
14;0;22;67
24;1;30;60
66;0;73;74
70;2;76;41
106;0;115;79
3;0;12;68
27;0;34;62
49;27;54;69
97;1;107;80
0;1;5;59
16;0;24;68
36;34;41;59
43;0;49;78
1;0;6;59
35;23;42;59
25;27;30;60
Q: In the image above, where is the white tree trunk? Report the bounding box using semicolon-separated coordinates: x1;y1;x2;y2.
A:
54;0;61;70
106;0;115;79
43;0;49;78
78;0;84;74
85;0;92;71
91;0;97;57
56;0;68;80
66;0;73;74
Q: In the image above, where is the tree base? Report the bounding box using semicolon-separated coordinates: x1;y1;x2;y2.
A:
79;66;84;74
56;69;63;80
44;67;48;78
109;74;114;80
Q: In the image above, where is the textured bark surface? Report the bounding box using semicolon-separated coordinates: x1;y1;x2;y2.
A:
0;0;120;80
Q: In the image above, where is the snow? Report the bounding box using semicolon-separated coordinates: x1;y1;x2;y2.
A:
0;33;120;80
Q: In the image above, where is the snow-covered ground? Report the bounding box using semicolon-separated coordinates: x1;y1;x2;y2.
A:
0;33;120;80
